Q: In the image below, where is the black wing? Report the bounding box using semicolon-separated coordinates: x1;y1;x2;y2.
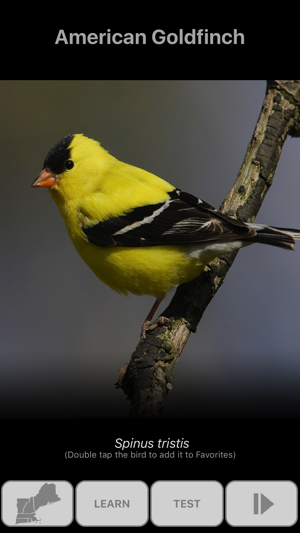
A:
83;189;255;247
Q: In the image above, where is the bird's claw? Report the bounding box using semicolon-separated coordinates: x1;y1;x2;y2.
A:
141;316;169;341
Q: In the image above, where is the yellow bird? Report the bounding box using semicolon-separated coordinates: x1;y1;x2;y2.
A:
32;134;300;337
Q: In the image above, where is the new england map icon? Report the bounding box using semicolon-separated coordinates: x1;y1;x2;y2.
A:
1;481;73;526
16;483;61;524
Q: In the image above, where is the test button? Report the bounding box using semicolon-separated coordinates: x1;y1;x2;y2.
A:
151;481;223;526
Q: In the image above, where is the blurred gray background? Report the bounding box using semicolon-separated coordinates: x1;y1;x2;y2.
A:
1;80;299;418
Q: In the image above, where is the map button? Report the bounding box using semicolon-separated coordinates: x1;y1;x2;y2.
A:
151;481;223;526
76;481;148;526
1;481;73;526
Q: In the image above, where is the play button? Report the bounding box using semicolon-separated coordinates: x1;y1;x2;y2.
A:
261;493;274;514
226;481;297;526
254;492;274;514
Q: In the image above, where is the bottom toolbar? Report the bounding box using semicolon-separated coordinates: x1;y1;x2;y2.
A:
1;480;298;527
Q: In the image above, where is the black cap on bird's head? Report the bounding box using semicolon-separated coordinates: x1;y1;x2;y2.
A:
32;135;74;188
43;135;74;174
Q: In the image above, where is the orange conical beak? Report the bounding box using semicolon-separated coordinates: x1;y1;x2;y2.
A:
32;169;57;188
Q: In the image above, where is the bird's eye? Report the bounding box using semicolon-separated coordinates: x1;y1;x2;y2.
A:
65;160;74;170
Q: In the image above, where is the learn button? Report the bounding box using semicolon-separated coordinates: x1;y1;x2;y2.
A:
151;481;223;526
76;481;148;526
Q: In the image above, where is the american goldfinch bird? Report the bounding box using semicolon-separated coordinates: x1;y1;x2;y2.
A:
32;134;300;337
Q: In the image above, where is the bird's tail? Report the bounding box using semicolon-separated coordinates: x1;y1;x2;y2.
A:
247;223;300;251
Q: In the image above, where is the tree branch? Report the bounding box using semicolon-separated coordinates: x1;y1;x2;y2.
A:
118;80;300;419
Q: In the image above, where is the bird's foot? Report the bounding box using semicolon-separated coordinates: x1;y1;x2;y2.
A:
141;316;169;340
